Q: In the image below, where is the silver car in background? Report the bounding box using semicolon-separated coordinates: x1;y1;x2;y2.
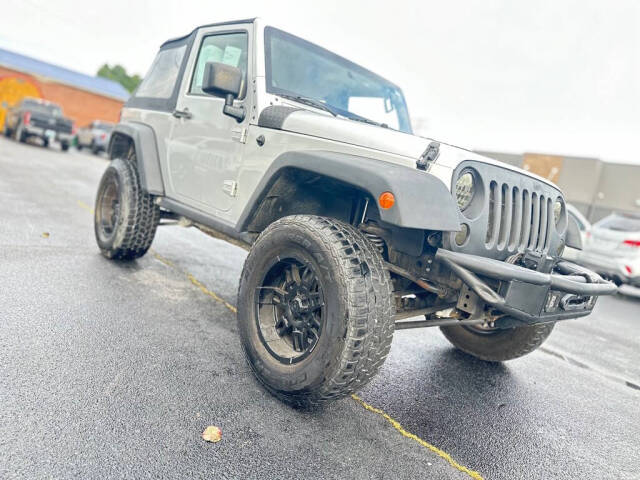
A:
76;120;114;155
580;213;640;287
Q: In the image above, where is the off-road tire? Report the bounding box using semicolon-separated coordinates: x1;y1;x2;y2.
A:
94;150;159;260
237;215;395;407
440;322;554;362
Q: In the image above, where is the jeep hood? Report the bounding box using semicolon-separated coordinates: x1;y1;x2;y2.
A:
266;107;557;189
269;108;430;159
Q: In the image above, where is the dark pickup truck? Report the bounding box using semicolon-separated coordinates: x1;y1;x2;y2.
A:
3;97;74;151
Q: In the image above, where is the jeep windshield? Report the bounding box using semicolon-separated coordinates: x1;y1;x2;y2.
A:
264;27;412;134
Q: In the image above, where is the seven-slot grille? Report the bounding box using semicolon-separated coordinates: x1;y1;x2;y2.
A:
485;181;554;254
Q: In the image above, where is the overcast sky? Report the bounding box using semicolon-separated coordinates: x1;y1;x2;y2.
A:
2;0;638;162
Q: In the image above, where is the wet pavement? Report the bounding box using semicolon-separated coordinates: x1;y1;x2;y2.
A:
1;136;638;479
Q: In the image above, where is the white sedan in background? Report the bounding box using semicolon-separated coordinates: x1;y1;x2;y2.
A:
579;212;640;287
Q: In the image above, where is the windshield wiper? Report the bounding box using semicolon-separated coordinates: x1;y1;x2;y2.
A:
278;94;338;117
344;114;388;129
278;93;389;129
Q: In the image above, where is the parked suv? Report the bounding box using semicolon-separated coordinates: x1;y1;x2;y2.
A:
93;19;616;406
77;120;114;154
3;97;74;150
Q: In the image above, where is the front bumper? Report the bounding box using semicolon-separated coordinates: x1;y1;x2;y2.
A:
436;249;617;327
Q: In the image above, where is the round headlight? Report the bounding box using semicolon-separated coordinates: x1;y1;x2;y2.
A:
553;199;563;225
455;171;475;211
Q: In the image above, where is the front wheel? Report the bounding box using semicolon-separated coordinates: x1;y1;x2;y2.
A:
237;215;395;407
440;322;554;362
94;151;160;260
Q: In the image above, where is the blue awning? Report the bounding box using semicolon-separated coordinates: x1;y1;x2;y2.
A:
0;47;130;101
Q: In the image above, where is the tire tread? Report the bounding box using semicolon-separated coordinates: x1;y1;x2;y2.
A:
95;147;159;260
440;322;554;362
238;215;395;407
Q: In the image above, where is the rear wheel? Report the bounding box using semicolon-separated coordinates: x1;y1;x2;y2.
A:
237;215;395;407
61;141;69;152
3;124;11;138
43;138;49;148
440;322;554;362
94;149;160;260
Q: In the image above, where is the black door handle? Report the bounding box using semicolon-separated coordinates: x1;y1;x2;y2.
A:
172;108;192;119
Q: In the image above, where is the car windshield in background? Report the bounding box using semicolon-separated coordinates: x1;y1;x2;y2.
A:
595;214;640;232
22;100;62;117
264;27;412;134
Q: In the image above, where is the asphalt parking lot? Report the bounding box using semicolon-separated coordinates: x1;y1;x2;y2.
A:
1;136;639;480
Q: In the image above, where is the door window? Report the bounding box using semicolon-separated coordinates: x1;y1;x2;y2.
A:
189;32;248;98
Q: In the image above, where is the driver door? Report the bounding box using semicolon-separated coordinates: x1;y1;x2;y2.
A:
166;25;252;218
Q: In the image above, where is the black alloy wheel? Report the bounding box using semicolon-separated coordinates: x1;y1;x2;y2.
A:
96;170;121;242
255;258;325;365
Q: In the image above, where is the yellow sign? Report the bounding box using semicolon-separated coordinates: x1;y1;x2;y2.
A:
0;76;41;129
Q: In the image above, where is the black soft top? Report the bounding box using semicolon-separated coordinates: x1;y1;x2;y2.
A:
160;18;256;48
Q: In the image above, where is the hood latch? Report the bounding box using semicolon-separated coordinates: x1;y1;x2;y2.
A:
417;142;440;170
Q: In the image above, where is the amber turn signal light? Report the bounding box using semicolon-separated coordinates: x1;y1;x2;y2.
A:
378;192;395;209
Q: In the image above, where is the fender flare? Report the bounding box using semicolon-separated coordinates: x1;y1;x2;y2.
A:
108;122;164;195
237;150;461;232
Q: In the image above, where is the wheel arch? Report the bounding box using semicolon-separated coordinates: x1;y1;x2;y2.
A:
237;150;461;234
241;165;369;234
108;122;164;195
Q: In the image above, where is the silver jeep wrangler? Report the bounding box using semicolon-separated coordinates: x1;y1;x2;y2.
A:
94;18;616;406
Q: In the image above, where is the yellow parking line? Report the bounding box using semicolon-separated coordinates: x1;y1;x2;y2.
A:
185;272;238;314
152;251;237;313
351;394;484;479
77;200;94;214
77;199;482;479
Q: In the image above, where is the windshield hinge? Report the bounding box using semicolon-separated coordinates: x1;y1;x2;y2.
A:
417;141;440;170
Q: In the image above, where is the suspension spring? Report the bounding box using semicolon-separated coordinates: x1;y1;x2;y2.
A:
364;232;386;255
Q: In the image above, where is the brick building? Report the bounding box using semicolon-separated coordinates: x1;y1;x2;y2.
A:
0;47;129;130
477;150;640;222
